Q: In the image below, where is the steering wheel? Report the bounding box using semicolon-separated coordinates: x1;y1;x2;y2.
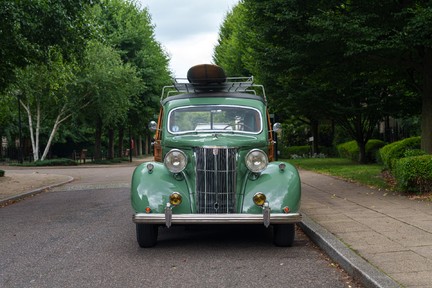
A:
223;123;252;131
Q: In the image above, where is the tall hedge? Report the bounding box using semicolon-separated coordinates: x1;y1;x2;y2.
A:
393;155;432;193
379;136;421;170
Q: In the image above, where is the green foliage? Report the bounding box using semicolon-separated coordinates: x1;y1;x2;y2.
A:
15;158;78;167
337;139;385;163
287;158;389;190
379;136;421;170
0;0;96;91
393;155;432;193
215;0;430;157
366;140;387;163
337;141;358;161
213;3;251;77
80;40;141;126
0;169;5;177
94;0;171;135
280;146;311;158
91;158;128;165
0;95;17;138
7;47;80;161
1;0;171;163
403;149;426;158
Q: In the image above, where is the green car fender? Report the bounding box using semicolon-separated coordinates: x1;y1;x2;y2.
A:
131;162;192;214
241;162;301;214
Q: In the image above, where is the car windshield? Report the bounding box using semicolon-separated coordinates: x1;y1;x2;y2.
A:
168;105;262;134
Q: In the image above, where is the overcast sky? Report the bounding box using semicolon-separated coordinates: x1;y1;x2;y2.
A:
138;0;240;78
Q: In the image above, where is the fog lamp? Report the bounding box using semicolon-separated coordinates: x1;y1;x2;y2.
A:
253;192;267;206
169;192;182;206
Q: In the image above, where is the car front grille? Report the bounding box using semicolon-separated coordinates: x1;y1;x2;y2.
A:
195;147;237;213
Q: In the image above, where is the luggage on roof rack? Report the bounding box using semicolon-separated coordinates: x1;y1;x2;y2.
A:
161;64;266;103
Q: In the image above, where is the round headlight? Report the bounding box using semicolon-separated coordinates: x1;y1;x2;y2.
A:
245;149;268;173
164;149;187;173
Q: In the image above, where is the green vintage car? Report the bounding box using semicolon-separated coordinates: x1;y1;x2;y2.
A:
131;64;301;247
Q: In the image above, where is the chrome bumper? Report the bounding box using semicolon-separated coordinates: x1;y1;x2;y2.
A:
132;212;302;227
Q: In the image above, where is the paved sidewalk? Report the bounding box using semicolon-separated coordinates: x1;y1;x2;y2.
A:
300;170;432;288
1;162;431;287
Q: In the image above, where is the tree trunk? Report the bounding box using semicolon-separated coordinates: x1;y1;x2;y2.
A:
94;117;103;160
421;47;432;154
21;99;39;161
145;135;150;155
41;116;60;161
107;128;114;159
40;106;72;161
138;135;143;156
357;139;368;164
118;127;124;158
35;101;40;161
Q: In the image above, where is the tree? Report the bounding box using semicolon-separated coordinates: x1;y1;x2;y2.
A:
328;1;432;153
235;0;340;155
216;0;423;162
0;0;96;92
78;40;143;160
213;3;251;77
1;0;171;161
90;0;171;157
9;48;82;161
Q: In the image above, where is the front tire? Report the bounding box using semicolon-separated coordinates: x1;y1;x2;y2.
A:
136;224;158;248
273;224;295;247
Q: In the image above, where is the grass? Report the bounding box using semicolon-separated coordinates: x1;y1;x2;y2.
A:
286;158;390;190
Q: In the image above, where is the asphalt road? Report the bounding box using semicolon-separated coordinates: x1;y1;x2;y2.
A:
1;185;361;288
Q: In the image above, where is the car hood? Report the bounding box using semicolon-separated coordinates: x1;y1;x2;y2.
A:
164;133;266;149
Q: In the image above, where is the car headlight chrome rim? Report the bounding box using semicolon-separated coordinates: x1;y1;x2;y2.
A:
245;149;268;173
164;149;187;173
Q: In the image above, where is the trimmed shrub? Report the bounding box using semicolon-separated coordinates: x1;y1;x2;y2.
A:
366;139;387;163
0;169;4;177
379;136;421;170
20;158;78;167
393;155;432;193
337;139;385;163
403;149;426;158
337;140;358;161
92;158;124;164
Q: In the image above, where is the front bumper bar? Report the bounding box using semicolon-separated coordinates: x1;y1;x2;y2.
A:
133;212;302;227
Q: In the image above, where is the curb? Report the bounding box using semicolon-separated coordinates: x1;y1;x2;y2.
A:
0;176;74;206
298;214;401;288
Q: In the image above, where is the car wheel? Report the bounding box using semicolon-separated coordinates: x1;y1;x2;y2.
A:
273;223;295;247
136;224;158;248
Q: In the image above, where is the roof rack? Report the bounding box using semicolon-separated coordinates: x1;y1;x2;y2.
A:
161;76;267;103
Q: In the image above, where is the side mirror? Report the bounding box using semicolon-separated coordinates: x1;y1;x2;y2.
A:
273;122;282;133
148;121;157;132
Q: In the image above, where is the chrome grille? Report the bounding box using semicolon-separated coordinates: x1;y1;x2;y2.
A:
195;147;237;213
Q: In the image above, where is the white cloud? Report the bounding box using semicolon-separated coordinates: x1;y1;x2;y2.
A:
163;33;220;78
139;0;239;77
